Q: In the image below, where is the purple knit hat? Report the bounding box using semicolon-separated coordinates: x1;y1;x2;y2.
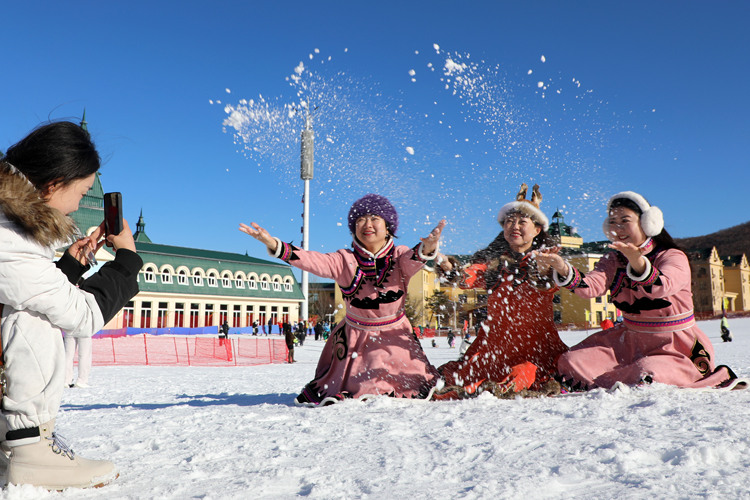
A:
347;194;399;236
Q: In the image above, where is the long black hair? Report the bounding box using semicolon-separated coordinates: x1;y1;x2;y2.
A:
3;121;100;191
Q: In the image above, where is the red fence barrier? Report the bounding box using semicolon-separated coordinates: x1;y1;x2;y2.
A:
89;335;287;367
413;327;438;338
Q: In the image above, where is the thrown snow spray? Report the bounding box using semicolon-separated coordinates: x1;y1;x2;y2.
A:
216;46;629;252
403;45;624;248
215;50;432;239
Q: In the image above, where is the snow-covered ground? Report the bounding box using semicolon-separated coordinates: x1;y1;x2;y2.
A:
3;317;750;499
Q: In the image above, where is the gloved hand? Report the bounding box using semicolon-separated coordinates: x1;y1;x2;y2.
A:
492;361;538;394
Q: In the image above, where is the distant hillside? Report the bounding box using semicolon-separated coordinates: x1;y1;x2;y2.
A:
675;221;750;258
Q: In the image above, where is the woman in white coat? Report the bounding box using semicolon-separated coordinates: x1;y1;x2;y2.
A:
0;121;142;489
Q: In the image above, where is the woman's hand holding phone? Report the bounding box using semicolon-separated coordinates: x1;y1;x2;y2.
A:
101;191;135;252
105;218;136;252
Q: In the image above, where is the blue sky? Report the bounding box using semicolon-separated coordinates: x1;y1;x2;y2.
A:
2;1;748;261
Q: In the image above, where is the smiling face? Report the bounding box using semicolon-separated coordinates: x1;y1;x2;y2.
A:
502;213;541;253
607;205;647;246
44;173;97;215
355;214;389;253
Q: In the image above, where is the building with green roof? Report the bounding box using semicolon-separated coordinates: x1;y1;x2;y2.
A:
69;171;304;334
548;209;583;249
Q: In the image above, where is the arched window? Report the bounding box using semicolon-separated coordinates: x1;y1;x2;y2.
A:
143;265;157;283
221;273;232;288
207;271;218;288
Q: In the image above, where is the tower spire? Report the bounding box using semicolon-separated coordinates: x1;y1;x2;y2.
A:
80;109;88;131
133;209;152;243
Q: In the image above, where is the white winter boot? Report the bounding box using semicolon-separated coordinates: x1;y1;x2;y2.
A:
0;417;9;486
0;443;8;487
5;419;118;490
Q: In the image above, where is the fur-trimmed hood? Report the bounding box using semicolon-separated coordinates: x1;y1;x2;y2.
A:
0;163;78;247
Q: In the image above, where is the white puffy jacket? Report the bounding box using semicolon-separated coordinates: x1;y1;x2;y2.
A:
0;211;105;339
0;166;141;431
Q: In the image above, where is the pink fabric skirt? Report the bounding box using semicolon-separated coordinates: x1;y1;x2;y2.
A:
557;323;732;389
298;319;439;402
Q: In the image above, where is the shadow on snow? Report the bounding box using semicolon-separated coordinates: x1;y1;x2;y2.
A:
61;392;298;411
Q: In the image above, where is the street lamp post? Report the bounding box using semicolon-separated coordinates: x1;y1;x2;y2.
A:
300;111;314;323
453;297;457;329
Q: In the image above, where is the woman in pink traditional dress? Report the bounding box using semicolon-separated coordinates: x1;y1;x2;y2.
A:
535;191;737;390
240;194;444;405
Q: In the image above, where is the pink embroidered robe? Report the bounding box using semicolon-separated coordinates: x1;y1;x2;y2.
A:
273;238;439;402
556;242;734;389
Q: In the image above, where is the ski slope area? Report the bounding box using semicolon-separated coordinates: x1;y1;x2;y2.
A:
3;317;749;499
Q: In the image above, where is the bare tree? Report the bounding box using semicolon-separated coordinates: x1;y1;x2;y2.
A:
308;277;337;324
426;290;451;327
403;296;424;328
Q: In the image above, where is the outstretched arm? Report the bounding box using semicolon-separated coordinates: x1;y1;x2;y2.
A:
239;222;279;254
240;222;345;280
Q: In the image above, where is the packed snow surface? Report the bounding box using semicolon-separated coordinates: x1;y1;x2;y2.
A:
4;317;750;499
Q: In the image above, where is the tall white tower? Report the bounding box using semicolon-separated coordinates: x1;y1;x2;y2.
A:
299;111;314;323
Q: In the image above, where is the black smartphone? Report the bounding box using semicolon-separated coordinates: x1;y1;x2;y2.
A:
103;192;123;238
